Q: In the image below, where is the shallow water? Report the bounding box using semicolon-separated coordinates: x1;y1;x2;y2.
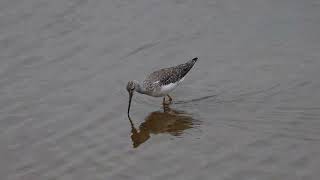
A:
1;0;320;179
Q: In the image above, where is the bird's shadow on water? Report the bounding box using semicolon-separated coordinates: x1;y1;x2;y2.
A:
127;104;200;148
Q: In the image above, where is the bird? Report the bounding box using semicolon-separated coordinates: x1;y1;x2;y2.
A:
126;57;198;115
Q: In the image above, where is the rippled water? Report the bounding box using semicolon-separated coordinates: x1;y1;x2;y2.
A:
1;0;320;179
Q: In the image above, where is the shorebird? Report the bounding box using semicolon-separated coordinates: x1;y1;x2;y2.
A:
126;57;198;115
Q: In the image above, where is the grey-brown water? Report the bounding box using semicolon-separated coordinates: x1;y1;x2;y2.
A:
1;0;320;179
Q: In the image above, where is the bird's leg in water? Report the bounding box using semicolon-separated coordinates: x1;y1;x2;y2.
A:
162;95;172;108
162;97;171;112
167;94;173;103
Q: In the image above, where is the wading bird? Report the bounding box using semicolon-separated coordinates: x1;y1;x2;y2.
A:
126;57;198;115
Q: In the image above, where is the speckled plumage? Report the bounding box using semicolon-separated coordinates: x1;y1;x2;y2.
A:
142;57;198;96
127;57;198;115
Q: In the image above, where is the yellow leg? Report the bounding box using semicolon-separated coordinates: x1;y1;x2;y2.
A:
167;94;172;102
163;95;172;107
162;96;171;112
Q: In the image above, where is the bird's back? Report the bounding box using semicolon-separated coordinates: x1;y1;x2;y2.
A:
143;57;198;92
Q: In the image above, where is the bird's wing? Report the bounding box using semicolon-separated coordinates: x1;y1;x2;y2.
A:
146;62;195;86
156;67;181;85
143;58;198;91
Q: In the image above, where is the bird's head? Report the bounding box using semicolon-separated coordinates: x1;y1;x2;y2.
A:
126;80;136;95
126;80;139;116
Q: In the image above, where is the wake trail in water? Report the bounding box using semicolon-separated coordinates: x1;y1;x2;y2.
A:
173;83;281;105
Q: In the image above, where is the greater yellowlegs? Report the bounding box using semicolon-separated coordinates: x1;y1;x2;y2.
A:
126;57;198;115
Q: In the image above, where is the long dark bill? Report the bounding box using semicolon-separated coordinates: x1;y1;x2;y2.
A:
127;92;133;115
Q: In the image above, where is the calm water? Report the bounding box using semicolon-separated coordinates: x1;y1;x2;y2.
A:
1;0;320;179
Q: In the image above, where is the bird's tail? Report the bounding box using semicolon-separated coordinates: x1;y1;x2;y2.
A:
175;57;198;79
191;57;198;63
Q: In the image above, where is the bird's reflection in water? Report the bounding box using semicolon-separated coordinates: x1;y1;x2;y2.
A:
128;104;198;148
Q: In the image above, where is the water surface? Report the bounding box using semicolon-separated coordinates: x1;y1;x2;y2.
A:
1;0;320;179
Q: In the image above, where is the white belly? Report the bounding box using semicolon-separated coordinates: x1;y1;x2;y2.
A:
158;83;178;96
153;77;185;97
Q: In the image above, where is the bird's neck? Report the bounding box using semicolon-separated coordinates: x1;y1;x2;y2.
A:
134;81;146;94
